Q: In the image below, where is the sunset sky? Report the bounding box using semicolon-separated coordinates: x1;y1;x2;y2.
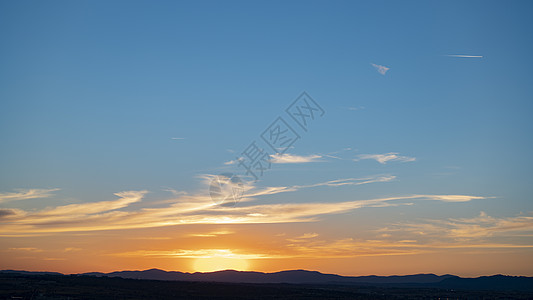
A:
1;0;532;277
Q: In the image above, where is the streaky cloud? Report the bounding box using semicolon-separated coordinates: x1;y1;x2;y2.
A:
0;189;489;235
371;63;390;75
445;54;483;58
356;153;415;164
269;154;322;164
381;211;533;240
0;188;60;203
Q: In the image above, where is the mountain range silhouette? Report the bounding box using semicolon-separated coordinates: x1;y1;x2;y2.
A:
81;269;455;284
2;269;531;292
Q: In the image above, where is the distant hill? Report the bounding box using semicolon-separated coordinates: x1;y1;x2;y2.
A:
438;274;533;292
2;269;532;292
80;269;455;284
0;270;63;276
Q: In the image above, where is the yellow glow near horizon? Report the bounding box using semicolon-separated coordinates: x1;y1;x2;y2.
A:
189;249;252;272
193;257;249;272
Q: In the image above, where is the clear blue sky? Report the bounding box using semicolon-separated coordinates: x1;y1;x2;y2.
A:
1;0;532;275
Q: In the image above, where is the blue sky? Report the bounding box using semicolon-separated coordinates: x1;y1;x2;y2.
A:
1;0;532;275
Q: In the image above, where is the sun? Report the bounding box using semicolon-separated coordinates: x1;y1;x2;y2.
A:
193;257;249;272
190;249;255;272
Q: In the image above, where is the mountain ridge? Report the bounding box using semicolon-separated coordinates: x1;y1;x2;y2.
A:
4;268;532;292
84;269;533;292
78;268;457;284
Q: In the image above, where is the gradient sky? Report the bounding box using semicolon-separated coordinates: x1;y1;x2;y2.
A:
1;0;532;277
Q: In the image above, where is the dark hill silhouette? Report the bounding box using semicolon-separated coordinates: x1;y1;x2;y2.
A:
80;269;455;284
0;269;63;276
438;274;533;291
2;269;532;292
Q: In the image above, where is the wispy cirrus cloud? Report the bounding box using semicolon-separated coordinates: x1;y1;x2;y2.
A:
225;153;323;165
163;188;187;197
414;194;487;202
36;191;147;217
269;153;322;164
445;54;483;58
0;173;488;236
355;153;415;164
0;188;488;236
120;234;533;263
380;211;533;240
113;241;423;261
8;247;43;252
242;175;396;198
371;63;390;75
283;236;533;259
109;211;532;261
0;188;60;203
0;191;149;234
111;216;533;260
64;247;82;252
445;212;533;238
286;232;320;242
297;233;319;239
115;248;278;259
188;230;234;237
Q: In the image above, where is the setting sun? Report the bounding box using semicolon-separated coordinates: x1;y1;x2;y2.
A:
189;249;251;272
193;257;249;272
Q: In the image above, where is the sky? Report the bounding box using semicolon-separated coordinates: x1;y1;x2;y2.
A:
1;0;532;277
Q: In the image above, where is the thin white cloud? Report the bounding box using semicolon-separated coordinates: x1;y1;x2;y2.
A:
113;212;532;261
117;238;533;261
199;174;395;202
269;154;322;164
8;247;43;252
0;174;488;236
283;235;533;259
36;191;147;216
64;247;82;252
298;233;319;239
381;211;533;240
188;230;234;237
356;153;416;164
225;153;323;165
416;194;487;202
0;189;488;235
446;212;533;238
286;232;320;241
323;154;342;160
446;54;483;58
284;237;427;258
243;175;396;198
171;137;185;140
115;248;278;259
163;188;187;197
115;240;425;260
0;188;60;203
371;63;390;75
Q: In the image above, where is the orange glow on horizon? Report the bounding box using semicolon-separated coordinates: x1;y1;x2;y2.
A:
193;257;250;272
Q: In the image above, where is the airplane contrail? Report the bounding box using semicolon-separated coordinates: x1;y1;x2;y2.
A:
446;54;483;58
